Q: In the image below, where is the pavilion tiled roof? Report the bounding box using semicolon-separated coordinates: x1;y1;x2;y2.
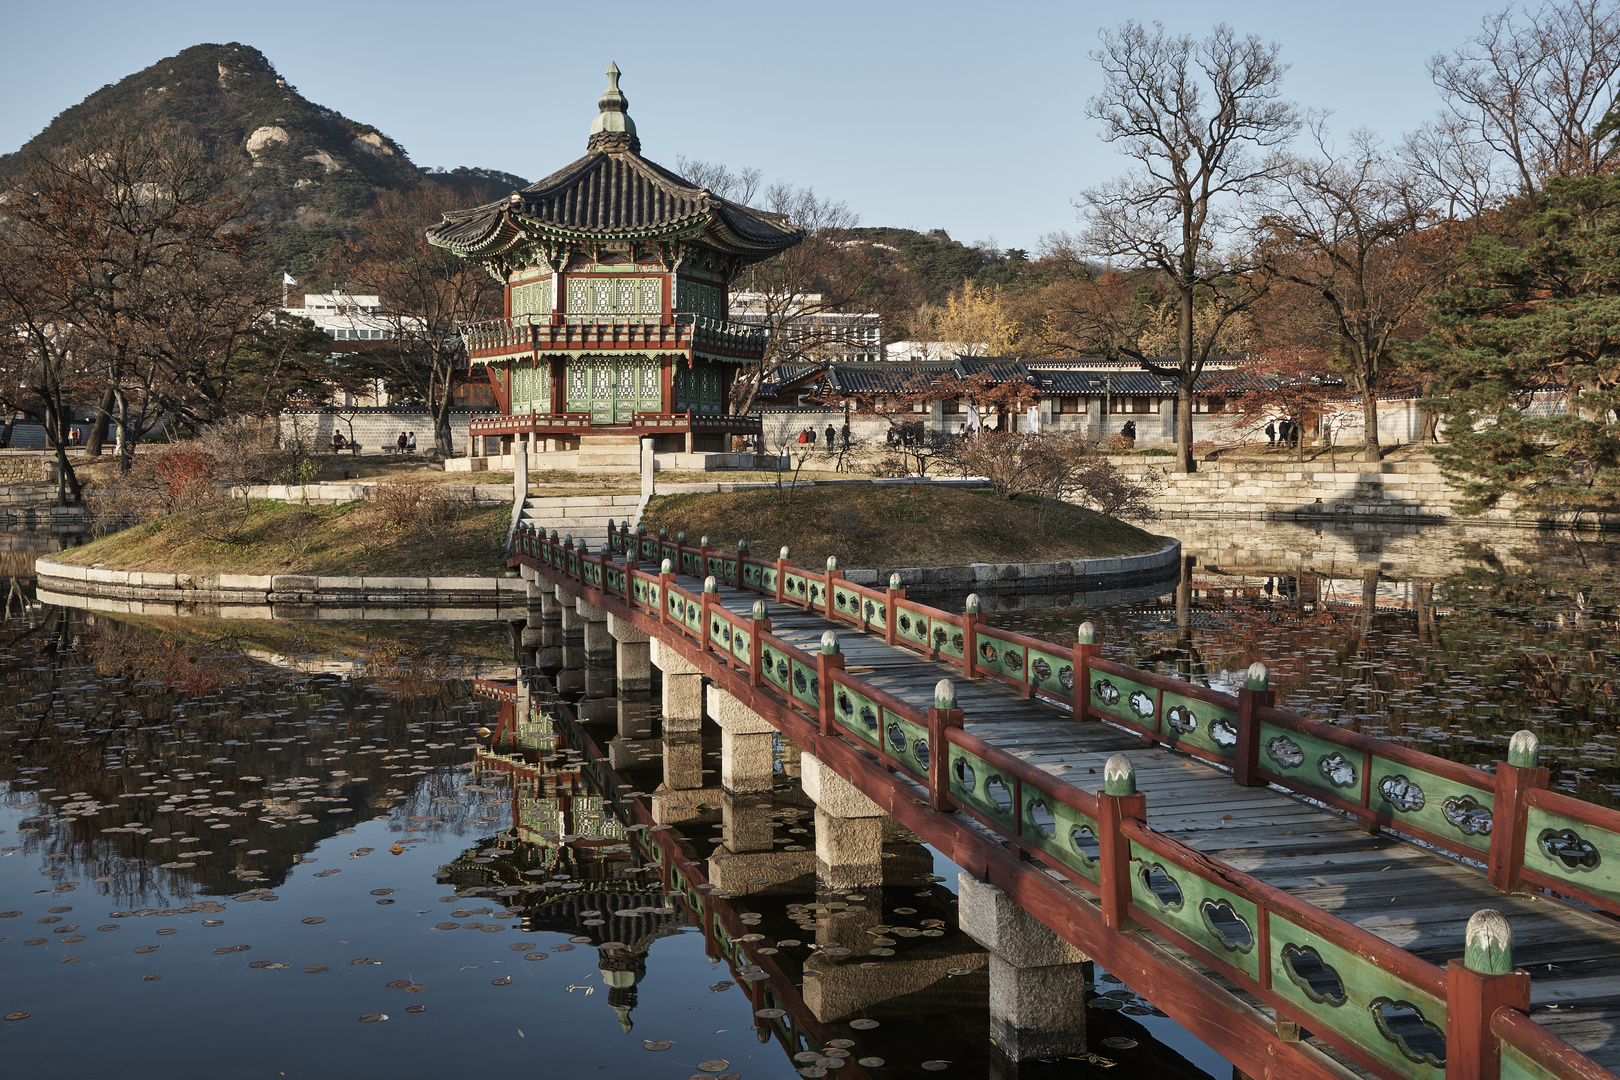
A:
426;66;802;261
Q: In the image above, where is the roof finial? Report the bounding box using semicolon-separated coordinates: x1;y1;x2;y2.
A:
589;62;640;153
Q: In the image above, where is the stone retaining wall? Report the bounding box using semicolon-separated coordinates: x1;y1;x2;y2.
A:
33;556;526;609
244;482;511;505
839;539;1182;598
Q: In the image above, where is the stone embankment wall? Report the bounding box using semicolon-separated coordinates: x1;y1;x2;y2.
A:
1112;457;1619;530
244;482;511;505
33;556;525;615
833;539;1182;598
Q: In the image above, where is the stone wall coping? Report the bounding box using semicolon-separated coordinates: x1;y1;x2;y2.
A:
34;556;525;606
838;539;1180;589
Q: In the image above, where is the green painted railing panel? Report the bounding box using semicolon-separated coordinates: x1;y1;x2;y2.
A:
783;571;811;605
761;567;778;592
730;625;750;665
1524;802;1620;902
806;578;826;609
885;712;930;780
1025;647;1075;700
708;612;734;653
1159;689;1239;760
975;634;1026;683
949;744;1017;832
789;657;818;711
741;561;765;589
830;683;882;746
1266;916;1448;1080
1370;761;1494;854
760;642;792;695
1258;723;1366;805
684;598;701;633
1089;671;1160;730
894;606;931;649
1498;1042;1548;1080
667;590;694;627
1017;786;1101;885
931;617;966;662
632;576;652;606
831;585;865;624
1128;842;1261;980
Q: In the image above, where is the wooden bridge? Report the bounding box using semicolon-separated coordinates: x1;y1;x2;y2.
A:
510;521;1620;1080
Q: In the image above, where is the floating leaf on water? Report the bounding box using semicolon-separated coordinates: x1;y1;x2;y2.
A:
135;946;160;954
1090;999;1123;1010
4;1012;29;1021
755;1008;786;1019
793;1052;822;1064
155;929;177;936
523;953;547;961
434;923;458;930
304;966;328;973
569;935;592;943
510;943;535;952
946;967;971;976
921;1061;951;1071
868;948;895;957
358;1013;388;1022
491;977;512;985
201;920;223;927
370;890;396;896
350;958;381;965
642;1040;673;1051
857;1059;885;1068
1102;1037;1138;1050
142;975;161;982
301;917;326;925
405;1005;426;1013
386;980;411;989
597;941;626;950
827;1040;854;1049
697;1061;730;1073
849;1019;879;1030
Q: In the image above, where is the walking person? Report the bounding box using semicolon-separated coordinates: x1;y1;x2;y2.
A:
824;423;836;452
840;420;851;450
807;426;817;448
1277;419;1291;448
1265;420;1276;446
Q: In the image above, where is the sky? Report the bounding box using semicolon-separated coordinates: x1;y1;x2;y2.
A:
0;0;1512;250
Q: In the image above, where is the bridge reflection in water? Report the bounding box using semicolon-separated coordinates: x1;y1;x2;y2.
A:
460;623;1222;1078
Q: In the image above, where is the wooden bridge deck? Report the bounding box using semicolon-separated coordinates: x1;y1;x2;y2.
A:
689;572;1620;1072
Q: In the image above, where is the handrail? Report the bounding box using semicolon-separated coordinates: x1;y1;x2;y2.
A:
516;520;1620;1080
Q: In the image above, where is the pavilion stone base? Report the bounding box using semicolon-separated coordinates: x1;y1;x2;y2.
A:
448;447;780;474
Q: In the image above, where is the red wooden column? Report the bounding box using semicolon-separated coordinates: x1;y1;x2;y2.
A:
962;593;981;680
775;547;790;604
926;679;963;812
1234;661;1275;788
884;573;904;647
748;600;769;687
1446;909;1531;1080
816;630;845;737
1488;730;1550;895
824;556;841;621
1073;621;1100;722
1096;753;1146;930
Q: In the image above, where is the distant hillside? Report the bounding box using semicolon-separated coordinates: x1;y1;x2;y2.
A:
1;42;527;277
841;226;1029;309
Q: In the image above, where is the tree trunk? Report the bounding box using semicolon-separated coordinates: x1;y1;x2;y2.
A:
114;389;133;473
1176;384;1194;472
1175;286;1195;473
86;387;115;456
1362;387;1381;463
432;383;454;458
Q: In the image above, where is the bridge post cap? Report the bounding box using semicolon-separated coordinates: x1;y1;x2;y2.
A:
677;531;686;544
826;556;839;572
1103;754;1136;796
1508;729;1540;768
1465;909;1514;974
934;679;956;709
820;630;840;655
1077;621;1096;644
700;535;709;547
737;539;748;553
637;523;647;533
965;593;980;614
1245;661;1270;691
779;545;791;559
751;599;767;620
660;558;673;574
703;575;718;593
889;572;902;590
550;530;560;540
563;533;573;546
600;544;611;557
658;527;667;538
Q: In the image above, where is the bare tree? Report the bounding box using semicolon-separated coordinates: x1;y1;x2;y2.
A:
1078;20;1300;472
673;156;764;206
1426;0;1620;201
334;186;503;456
1252;127;1444;461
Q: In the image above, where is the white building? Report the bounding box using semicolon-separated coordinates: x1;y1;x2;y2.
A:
276;292;427;408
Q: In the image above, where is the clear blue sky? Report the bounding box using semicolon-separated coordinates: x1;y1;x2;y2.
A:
1;0;1507;250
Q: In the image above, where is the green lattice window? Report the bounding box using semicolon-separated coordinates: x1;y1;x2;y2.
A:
673;359;725;414
510;362;551;414
565;276;662;314
511;280;553;318
565;355;661;424
676;279;724;320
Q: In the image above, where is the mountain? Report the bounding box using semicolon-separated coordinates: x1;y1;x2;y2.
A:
0;42;528;276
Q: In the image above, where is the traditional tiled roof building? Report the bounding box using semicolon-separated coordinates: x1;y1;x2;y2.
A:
426;65;803;457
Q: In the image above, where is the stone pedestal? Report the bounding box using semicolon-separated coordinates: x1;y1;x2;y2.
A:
958;875;1090;1062
802;752;885;889
707;686;776;794
608;614;652;691
652;638;703;727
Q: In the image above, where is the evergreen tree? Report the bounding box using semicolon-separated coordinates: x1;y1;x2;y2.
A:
1418;175;1620;515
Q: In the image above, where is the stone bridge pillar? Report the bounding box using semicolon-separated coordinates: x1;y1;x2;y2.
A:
801;752;884;889
706;686;776;794
958;875;1090;1062
607;613;651;692
557;584;586;630
574;596;614;661
650;639;703;733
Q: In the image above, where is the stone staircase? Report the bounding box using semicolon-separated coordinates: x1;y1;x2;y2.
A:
516;492;643;547
575;434;642;474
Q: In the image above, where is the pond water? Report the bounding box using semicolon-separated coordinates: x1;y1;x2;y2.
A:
2;518;1617;1079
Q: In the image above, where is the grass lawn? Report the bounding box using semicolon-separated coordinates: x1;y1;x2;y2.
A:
54;498;511;577
638;485;1164;569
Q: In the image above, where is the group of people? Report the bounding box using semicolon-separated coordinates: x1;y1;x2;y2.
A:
327;430;417;453
796;422;852;451
1264;419;1302;448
